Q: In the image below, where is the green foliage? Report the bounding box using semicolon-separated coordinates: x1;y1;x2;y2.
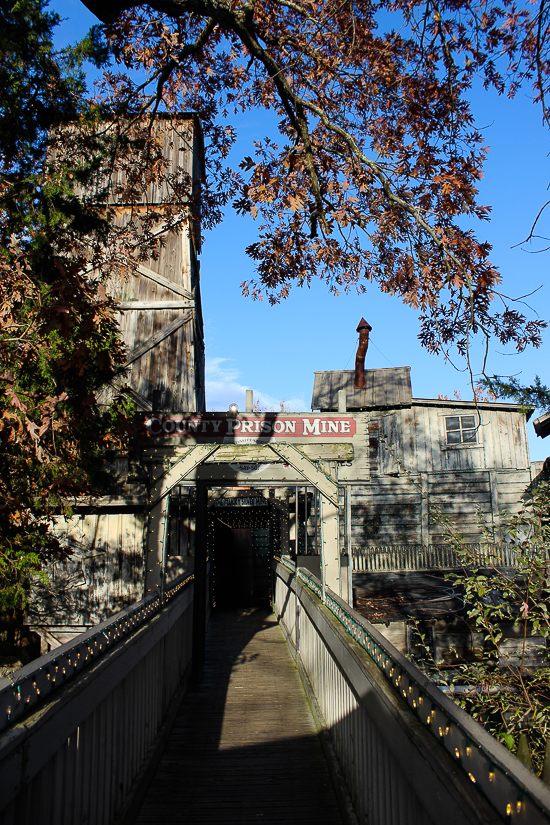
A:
480;375;550;416
0;0;129;609
414;482;550;774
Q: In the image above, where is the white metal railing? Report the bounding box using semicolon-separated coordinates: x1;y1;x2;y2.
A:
274;559;550;825
0;573;194;825
352;543;519;572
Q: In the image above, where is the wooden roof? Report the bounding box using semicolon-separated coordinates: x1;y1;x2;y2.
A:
311;368;412;411
533;410;550;438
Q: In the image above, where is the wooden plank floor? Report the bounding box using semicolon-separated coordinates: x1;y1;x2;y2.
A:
133;607;344;824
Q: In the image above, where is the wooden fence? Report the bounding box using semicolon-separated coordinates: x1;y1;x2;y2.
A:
0;573;194;825
274;559;550;825
352;543;519;572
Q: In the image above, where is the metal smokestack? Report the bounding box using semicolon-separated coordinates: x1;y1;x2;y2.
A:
354;318;372;389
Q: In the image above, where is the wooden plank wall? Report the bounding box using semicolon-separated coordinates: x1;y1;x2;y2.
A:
346;478;422;547
28;512;146;638
312;367;412;410
86;115;202;211
427;473;492;543
339;401;532;551
346;470;532;550
98;116;205;412
28;118;207;642
375;405;531;474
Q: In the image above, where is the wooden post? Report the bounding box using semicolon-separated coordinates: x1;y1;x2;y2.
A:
337;389;347;413
319;489;340;600
192;482;208;683
145;495;170;597
420;472;429;550
345;485;353;606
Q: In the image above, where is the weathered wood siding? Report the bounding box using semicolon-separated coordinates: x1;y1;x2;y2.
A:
370;403;531;475
427;472;493;543
345;479;422;547
28;511;146;646
109;227;205;411
339;400;533;550
80;114;203;210
28;118;207;645
312;367;412;410
98;115;205;412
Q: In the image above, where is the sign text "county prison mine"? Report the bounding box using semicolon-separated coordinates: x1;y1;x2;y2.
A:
144;416;356;438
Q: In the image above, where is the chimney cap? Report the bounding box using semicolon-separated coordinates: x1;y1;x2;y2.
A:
356;317;372;332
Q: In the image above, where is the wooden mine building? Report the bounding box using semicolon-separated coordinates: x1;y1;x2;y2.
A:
27;116;542;653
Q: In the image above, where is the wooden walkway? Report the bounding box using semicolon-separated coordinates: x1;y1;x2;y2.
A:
133;607;344;824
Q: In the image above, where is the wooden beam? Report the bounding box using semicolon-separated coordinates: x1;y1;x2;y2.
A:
120;386;152;411
137;264;194;301
267;443;339;505
149;444;220;506
118;300;194;310
123;311;193;368
147;442;354;463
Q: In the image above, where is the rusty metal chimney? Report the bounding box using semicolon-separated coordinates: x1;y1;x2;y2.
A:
354;318;372;389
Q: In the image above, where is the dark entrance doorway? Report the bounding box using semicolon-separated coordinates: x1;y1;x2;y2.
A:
210;499;274;607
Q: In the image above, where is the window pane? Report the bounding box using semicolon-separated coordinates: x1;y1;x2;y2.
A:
461;416;476;430
462;429;477;443
446;417;460;431
447;430;461;444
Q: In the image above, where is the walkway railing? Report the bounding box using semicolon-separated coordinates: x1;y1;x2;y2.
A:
352;543;519;572
0;573;194;825
274;558;550;825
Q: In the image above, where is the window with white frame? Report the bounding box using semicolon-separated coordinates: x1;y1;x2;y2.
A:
445;414;477;445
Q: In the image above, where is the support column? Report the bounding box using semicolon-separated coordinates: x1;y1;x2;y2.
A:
489;470;500;541
420;472;429;549
145;494;170;597
345;485;353;606
192;482;208;683
319;490;340;601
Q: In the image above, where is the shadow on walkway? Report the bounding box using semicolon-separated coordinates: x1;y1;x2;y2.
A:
133;607;344;825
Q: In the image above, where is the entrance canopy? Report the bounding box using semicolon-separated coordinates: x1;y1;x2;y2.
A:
142;411;358;602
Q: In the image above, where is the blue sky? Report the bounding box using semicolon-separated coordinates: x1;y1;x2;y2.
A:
52;0;550;459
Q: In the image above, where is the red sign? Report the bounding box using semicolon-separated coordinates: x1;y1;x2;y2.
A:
143;415;356;439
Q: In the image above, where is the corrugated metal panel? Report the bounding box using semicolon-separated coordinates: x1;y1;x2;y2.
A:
311;367;412;410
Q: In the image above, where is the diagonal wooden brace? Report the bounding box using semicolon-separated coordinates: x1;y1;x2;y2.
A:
149;444;220;507
267;443;338;505
146;444;220;597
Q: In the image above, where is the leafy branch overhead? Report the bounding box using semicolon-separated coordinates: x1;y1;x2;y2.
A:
81;0;548;359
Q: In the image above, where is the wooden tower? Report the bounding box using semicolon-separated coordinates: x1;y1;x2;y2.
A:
100;113;206;413
27;115;206;651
